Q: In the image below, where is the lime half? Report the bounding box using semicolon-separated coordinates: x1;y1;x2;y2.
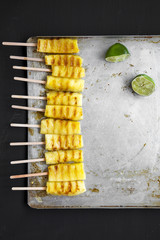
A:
131;74;155;96
105;43;130;62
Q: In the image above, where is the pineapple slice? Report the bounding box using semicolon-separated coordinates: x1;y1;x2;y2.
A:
48;163;86;181
46;181;86;196
51;66;85;78
40;119;81;135
46;91;82;106
45;76;84;92
45;55;82;67
45;134;83;150
45;105;83;120
37;38;79;53
45;150;83;164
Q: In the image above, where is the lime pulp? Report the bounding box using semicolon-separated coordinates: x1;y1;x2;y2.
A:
131;74;155;96
105;43;130;63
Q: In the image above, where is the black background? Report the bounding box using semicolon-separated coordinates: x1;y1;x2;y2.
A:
1;0;160;239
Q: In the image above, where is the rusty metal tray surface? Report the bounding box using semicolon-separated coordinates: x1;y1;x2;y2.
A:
27;36;160;208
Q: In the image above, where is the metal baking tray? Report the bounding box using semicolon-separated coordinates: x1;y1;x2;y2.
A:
27;36;160;208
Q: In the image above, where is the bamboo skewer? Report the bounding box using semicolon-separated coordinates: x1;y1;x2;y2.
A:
10;172;48;179
12;105;45;112
14;76;45;84
10;142;45;146
2;42;37;47
11;158;45;164
12;187;46;191
10;123;40;128
10;55;44;62
13;66;51;72
11;95;46;100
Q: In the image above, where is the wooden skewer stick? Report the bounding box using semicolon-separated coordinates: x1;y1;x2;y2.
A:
2;42;37;47
13;66;51;72
10;142;45;146
12;187;46;191
12;105;45;112
10;123;40;128
10;55;44;62
14;76;45;84
11;95;46;100
10;172;48;179
11;158;45;164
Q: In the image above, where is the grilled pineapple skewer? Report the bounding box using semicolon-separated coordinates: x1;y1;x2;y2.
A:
45;105;83;120
46;91;82;106
45;76;84;92
46;180;86;195
45;150;83;164
48;163;85;181
37;38;79;53
45;134;83;151
45;55;83;67
51;66;85;78
40;119;81;135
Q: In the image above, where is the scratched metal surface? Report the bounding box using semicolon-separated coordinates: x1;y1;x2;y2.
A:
27;36;160;208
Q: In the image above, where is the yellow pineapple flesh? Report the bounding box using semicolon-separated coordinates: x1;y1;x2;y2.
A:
51;66;85;78
45;105;83;120
45;55;82;67
48;163;86;181
46;181;86;196
45;150;83;164
37;38;79;53
45;76;84;92
40;119;81;135
45;134;83;150
46;91;82;106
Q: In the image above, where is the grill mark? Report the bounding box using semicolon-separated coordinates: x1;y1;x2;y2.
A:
57;150;60;163
73;150;75;160
74;97;77;105
65;135;68;149
65;150;67;162
70;56;74;66
51;135;54;151
71;42;74;50
73;107;77;118
51;58;55;65
59;135;61;149
53;106;55;118
58;56;61;65
77;58;80;67
68;95;70;105
62;182;64;193
64;56;67;66
71;68;74;78
72;135;75;148
76;181;79;192
67;106;69;119
60;106;63;119
79;150;81;160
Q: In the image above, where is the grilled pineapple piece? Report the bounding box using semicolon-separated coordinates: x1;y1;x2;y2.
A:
45;105;83;120
47;91;82;106
40;119;81;135
45;150;83;164
45;55;83;67
37;38;79;53
48;163;86;181
46;181;86;196
51;66;85;78
45;76;84;92
45;134;83;150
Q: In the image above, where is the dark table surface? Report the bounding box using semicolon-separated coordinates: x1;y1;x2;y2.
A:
1;0;160;239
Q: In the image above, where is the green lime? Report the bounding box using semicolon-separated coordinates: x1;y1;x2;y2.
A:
105;43;130;62
131;74;155;96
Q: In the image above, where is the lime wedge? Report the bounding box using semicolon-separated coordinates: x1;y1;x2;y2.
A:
105;43;130;62
131;74;155;96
